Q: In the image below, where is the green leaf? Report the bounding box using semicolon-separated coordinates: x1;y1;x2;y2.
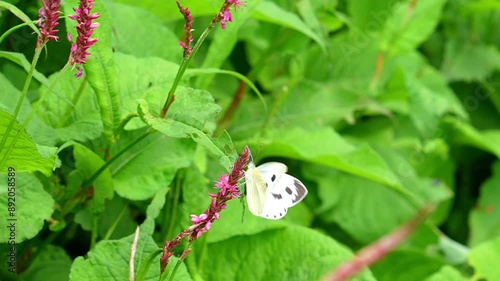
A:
423;265;468;281
63;0;121;142
107;2;182;61
113;0;221;20
0;51;72;105
468;236;500;281
381;0;447;55
0;173;54;242
19;245;72;281
248;127;406;191
469;160;500;246
443;117;500;158
348;0;397;30
200;225;376;281
403;53;468;137
304;166;438;246
442;41;500;81
110;130;196;200
0;73;69;146
0;110;57;175
69;188;192;281
39;70;103;142
371;250;446;281
112;52;182;130
0;1;40;43
73;144;114;214
207;200;288;243
196;0;262;89
138;99;232;170
253;1;326;52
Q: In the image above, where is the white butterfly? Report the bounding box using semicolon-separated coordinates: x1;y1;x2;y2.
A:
245;161;308;220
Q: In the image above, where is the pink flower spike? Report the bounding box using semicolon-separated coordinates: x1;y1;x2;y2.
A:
36;0;61;48
190;213;208;224
68;0;100;78
213;0;246;29
176;0;194;57
159;146;251;274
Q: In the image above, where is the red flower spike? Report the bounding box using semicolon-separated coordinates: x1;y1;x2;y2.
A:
160;146;250;273
68;0;101;78
36;0;61;47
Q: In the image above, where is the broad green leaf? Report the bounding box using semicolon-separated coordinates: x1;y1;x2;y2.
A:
69;188;191;281
138;100;232;170
39;70;103;142
63;0;121;142
442;41;500;81
0;72;86;146
381;0;446;55
196;0;261;89
73;144;114;214
423;265;468;281
371;250;447;281
469;160;500;246
207;200;288;243
253;1;326;52
0;51;71;105
348;0;397;30
199;225;376;281
110;130;196;200
230;80;366;140
402;53;468;137
113;52;182;130
247;127;405;191
107;2;182;61
0;173;54;242
19;245;72;281
468;236;500;281
0;110;57;175
443;117;500;158
304;166;438;247
69;234;191;281
113;0;221;20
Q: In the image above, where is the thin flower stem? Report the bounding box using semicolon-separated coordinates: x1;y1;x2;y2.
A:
81;129;154;189
0;47;41;156
159;22;218;118
136;249;163;281
0;20;37;45
0;60;69;171
163;169;184;242
57;77;88;127
167;242;192;281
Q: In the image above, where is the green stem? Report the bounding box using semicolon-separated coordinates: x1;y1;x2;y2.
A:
136;249;163;281
0;61;70;170
90;216;98;249
163;169;184;241
57;77;88;127
0;47;41;156
166;242;193;281
102;203;128;240
159;22;218;118
81;129;154;188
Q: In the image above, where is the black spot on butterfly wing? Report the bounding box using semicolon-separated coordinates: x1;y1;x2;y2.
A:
285;187;293;195
292;179;307;203
271;174;276;182
272;193;282;199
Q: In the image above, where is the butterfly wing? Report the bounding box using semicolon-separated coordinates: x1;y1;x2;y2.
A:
244;162;269;217
256;162;308;220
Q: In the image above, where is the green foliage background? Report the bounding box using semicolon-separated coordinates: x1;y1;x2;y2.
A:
0;0;500;280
